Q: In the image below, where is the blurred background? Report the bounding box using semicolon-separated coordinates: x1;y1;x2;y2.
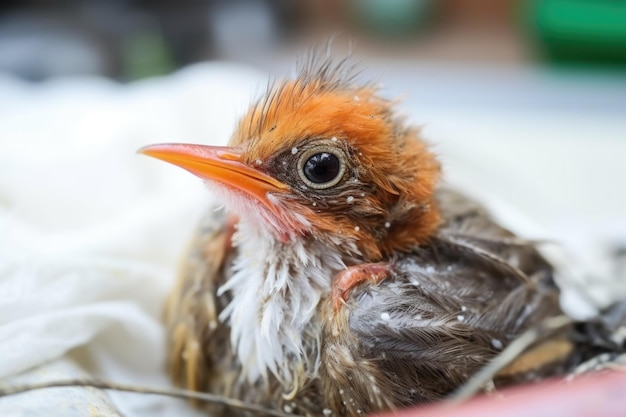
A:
1;0;626;80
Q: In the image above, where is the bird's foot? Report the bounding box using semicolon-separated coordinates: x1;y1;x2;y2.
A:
332;262;392;311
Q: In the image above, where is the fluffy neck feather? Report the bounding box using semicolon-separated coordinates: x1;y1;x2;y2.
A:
217;219;359;388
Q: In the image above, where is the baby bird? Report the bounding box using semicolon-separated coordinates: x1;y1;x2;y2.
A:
140;54;562;417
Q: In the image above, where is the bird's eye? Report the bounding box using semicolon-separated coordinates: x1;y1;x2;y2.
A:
304;153;339;183
298;146;346;189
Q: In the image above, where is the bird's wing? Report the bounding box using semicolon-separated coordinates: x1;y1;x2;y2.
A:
164;208;237;395
435;187;555;284
321;189;562;416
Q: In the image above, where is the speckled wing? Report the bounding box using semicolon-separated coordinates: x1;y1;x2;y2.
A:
321;188;562;416
164;209;237;401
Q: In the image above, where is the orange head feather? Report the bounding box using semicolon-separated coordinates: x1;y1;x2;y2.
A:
232;54;441;260
141;54;441;261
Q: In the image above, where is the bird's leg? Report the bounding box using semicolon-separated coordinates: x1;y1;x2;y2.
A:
332;263;392;311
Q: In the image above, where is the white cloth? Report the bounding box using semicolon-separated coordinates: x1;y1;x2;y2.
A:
1;61;624;416
0;63;264;416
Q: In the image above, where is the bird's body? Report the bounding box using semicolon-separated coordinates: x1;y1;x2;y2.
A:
164;189;561;417
141;54;565;416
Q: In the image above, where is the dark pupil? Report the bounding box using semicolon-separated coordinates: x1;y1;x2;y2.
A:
303;152;340;184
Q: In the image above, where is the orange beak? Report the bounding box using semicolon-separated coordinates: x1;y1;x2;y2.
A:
138;143;289;209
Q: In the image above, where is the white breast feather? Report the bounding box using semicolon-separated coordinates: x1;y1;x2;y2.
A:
218;220;357;388
204;180;360;387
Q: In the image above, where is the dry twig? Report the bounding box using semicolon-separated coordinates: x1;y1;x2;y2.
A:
0;379;298;417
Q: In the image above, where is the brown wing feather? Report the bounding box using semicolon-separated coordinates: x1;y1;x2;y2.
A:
321;189;562;416
164;209;236;398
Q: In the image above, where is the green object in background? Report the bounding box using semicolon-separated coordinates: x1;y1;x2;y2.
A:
349;0;434;38
122;30;175;80
527;0;626;66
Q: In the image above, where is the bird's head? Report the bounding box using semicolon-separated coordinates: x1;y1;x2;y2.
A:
140;56;441;261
